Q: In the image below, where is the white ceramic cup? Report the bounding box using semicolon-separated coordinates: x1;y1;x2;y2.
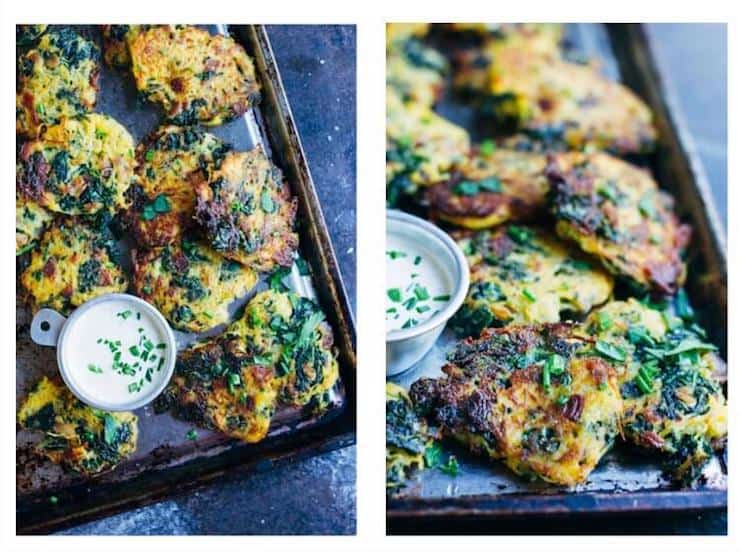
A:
386;210;469;376
30;293;177;411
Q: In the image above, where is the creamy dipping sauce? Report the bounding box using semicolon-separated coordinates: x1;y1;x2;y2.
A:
386;233;453;333
61;298;173;409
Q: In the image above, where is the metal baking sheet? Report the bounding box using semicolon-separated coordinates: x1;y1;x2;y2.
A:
387;23;727;523
16;24;356;533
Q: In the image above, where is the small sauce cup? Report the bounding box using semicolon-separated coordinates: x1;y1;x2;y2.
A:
30;293;177;411
386;210;469;376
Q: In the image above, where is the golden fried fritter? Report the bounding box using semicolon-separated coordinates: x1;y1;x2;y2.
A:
222;289;339;408
581;299;727;484
129;125;231;248
410;323;622;486
20;218;128;314
16;192;53;255
16;28;100;138
456;46;656;155
387;39;448;106
427;147;549;229
18;376;138;475
100;24;148;67
194;148;298;271
17;113;137;216
386;382;432;489
547;152;690;294
386;88;470;205
129;25;260;126
450;225;613;337
155;289;339;442
132;238;257;332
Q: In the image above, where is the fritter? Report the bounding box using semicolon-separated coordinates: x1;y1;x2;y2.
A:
546;152;690;294
16;28;100;138
194;148;298;271
132;238;257;332
16;192;53;255
427;147;549;230
581;298;727;485
20;218;128;314
155;289;339;442
457;46;656;155
18;376;138;475
16;24;48;47
410;323;622;486
387;39;448;106
17;113;137;216
129;125;231;248
222;289;339;408
386;23;431;47
386;382;432;488
129;25;261;126
450;225;613;338
100;24;148;67
451;24;564;98
386;88;470;205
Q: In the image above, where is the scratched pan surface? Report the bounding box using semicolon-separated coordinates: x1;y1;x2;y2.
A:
387;23;727;524
16;24;356;533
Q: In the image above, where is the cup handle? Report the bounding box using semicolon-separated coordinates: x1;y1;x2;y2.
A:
30;308;67;347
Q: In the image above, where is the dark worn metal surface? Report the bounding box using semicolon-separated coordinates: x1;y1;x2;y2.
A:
387;23;727;529
17;24;356;534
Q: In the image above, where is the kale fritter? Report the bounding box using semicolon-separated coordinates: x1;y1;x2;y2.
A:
386;382;432;489
546;152;691;294
16;28;100;138
155;290;339;442
100;24;148;67
450;225;613;338
129;125;231;248
386;87;470;205
194;148;298;271
410;324;622;486
132;238;257;332
20;218;128;314
16;24;48;47
129;25;261;126
427;147;549;230
581;298;727;485
17;113;137;215
457;46;656;155
18;376;138;475
387;39;448;106
16;192;53;255
221;289;339;408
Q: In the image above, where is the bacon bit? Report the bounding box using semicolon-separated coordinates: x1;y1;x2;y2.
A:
537;96;555;112
170;77;185;93
585;357;611;387
42;259;56;278
171;252;189;273
562;394;584;422
61;285;74;298
252;365;272;385
640;431;665;449
99;271;113;286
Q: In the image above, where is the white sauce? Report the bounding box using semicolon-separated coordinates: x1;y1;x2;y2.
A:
62;298;172;408
386;232;452;333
